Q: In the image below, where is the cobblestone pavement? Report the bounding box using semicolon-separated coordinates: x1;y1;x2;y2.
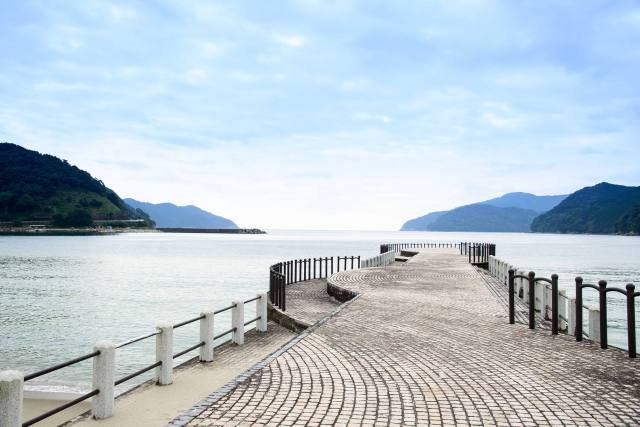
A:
284;279;339;326
178;250;640;426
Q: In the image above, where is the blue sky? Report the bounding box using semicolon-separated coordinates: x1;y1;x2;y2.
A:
1;1;639;229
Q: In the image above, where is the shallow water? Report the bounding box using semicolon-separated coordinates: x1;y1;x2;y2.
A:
0;230;638;393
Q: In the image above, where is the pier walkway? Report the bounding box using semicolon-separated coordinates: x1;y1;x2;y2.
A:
171;250;640;426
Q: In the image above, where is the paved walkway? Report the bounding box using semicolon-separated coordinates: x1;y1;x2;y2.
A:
68;324;294;427
173;250;640;426
284;279;339;327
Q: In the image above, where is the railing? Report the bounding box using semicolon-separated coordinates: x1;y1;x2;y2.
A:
489;255;637;358
0;294;269;426
380;242;496;266
380;242;461;253
360;251;395;268
269;256;361;311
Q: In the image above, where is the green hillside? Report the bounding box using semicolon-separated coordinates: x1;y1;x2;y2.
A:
615;204;640;235
0;143;152;227
530;182;640;234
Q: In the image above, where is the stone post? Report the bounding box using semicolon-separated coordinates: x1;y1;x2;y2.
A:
155;323;173;385
0;370;23;427
256;293;268;332
589;308;600;343
568;297;577;336
232;300;245;345
558;290;568;332
520;270;528;301
91;341;115;419
199;311;215;362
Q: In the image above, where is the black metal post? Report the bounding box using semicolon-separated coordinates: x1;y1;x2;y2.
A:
551;274;559;335
599;280;608;349
273;273;279;307
528;271;536;329
269;271;274;303
508;269;515;324
281;274;286;311
331;256;334;275
575;277;583;341
626;284;636;358
357;256;361;268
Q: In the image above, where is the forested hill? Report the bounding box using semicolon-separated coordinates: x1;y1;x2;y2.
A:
531;182;640;234
0;143;151;226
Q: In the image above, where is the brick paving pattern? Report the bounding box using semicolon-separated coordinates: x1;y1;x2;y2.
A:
177;250;640;426
284;279;339;327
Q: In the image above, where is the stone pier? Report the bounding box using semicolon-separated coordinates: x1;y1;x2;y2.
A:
170;249;640;426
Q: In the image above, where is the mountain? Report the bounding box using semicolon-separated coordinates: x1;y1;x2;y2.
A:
400;192;566;232
124;199;238;229
615;204;640;235
426;204;539;232
479;192;567;212
531;182;640;234
0;143;151;227
400;211;447;231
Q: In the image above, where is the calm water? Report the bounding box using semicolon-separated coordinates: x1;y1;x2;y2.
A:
1;230;638;395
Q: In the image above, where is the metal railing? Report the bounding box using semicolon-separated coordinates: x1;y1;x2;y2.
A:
380;242;462;253
489;255;637;358
379;242;496;266
1;294;269;426
269;256;361;311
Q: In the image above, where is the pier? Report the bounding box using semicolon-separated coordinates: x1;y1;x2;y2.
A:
171;248;639;426
2;246;639;426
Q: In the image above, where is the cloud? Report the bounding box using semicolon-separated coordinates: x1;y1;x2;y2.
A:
1;1;640;229
183;68;208;85
274;34;307;48
353;113;392;124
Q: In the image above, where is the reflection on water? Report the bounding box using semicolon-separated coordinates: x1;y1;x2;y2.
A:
0;230;638;392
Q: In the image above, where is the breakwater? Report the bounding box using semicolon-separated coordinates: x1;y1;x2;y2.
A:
157;228;266;234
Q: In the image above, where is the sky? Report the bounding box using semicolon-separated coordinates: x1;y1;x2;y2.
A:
1;1;639;230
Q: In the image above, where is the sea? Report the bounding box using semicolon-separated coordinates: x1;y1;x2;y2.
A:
1;230;638;396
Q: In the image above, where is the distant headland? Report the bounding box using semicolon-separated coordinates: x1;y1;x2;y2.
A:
0;143;262;235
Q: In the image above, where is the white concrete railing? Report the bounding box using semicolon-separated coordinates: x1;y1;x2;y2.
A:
488;255;600;341
360;251;395;268
0;293;268;427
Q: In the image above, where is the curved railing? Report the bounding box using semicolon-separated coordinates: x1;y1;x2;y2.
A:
270;256;361;311
1;295;268;426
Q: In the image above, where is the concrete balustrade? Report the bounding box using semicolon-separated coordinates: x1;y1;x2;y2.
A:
200;311;215;362
92;341;115;419
361;251;395;268
568;297;577;336
257;293;268;332
558;290;568;331
232;300;245;345
589;308;600;343
156;324;174;385
0;292;270;427
0;370;23;427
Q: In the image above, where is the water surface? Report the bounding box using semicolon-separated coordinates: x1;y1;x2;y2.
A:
1;230;638;393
